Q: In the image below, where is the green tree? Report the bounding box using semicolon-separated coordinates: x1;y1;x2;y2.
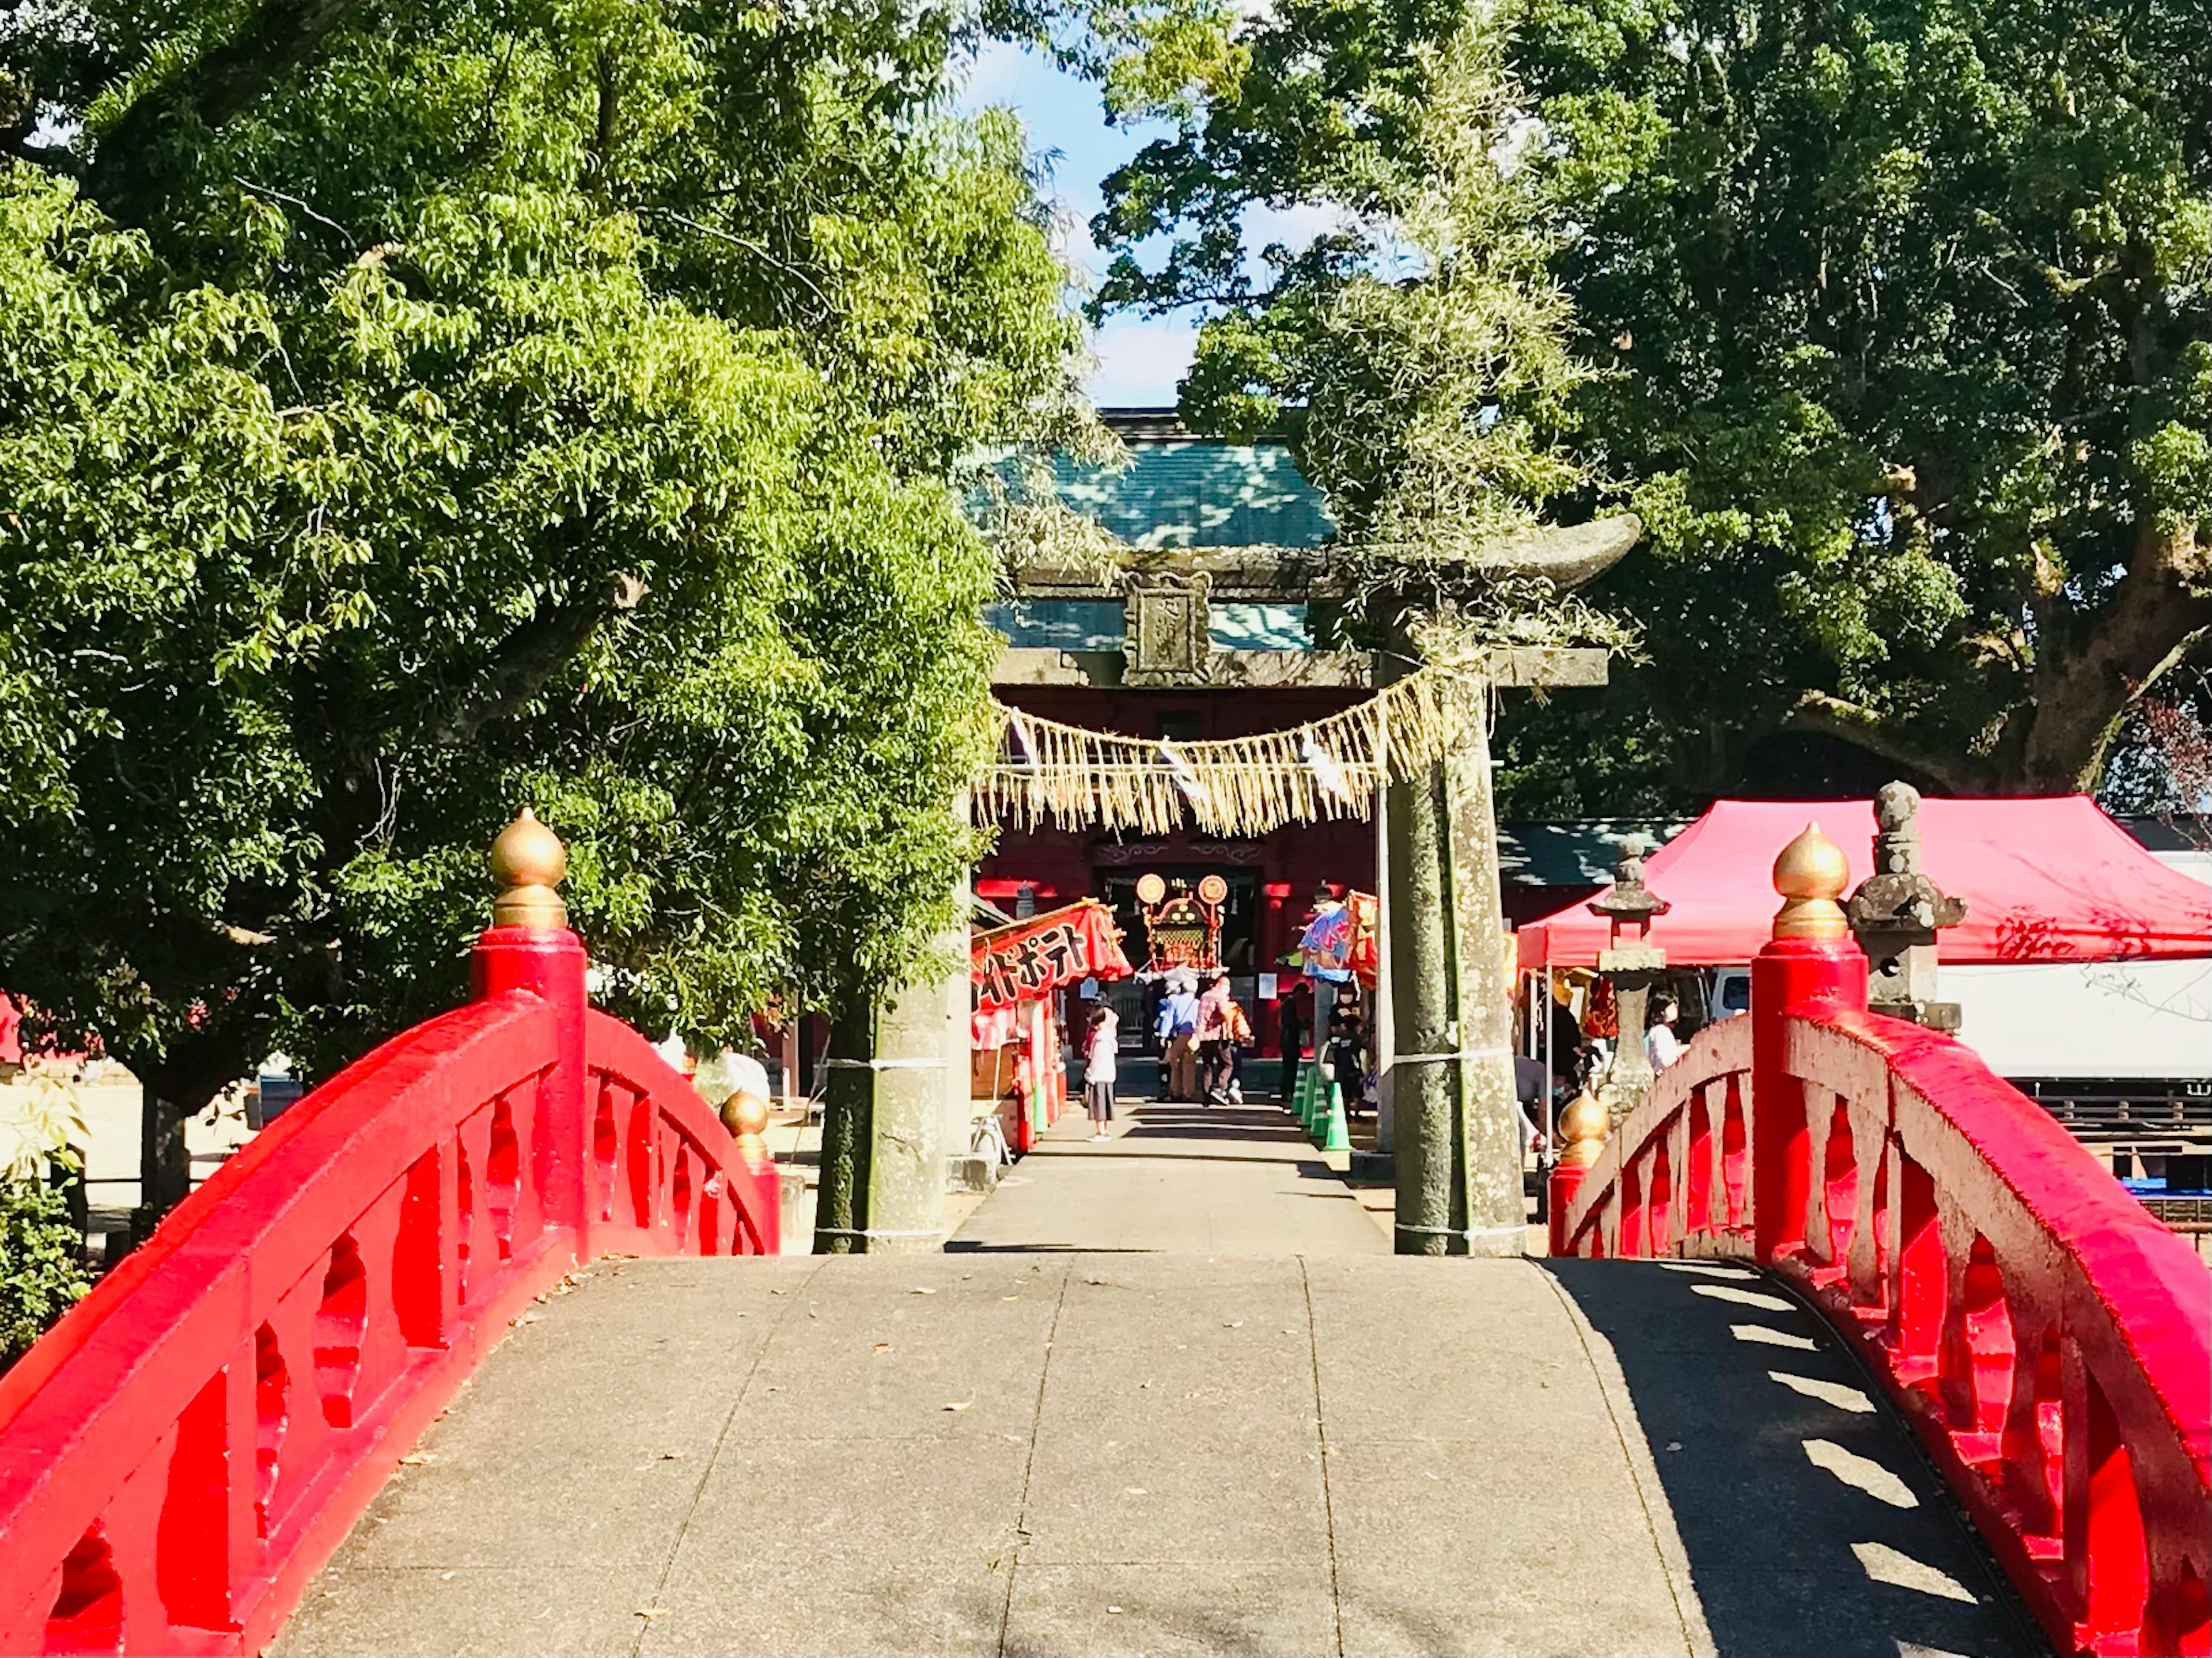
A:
1082;5;1618;629
1509;0;2210;798
0;0;1085;1208
1082;0;2210;803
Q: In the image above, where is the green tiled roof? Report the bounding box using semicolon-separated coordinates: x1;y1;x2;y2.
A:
1055;441;1334;550
986;601;1313;650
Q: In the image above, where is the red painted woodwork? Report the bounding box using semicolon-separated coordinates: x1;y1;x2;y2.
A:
1550;937;2211;1657
0;922;775;1656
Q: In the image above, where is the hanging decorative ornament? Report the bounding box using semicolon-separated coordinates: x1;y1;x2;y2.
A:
1006;709;1041;775
1298;730;1350;803
1157;739;1209;813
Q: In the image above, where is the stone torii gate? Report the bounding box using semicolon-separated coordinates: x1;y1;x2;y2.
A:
986;513;1641;1256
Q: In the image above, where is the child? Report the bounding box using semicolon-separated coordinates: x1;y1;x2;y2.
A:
1223;995;1253;1105
1084;1001;1119;1139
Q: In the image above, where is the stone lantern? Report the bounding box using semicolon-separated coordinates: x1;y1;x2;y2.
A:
1588;840;1671;1122
1844;782;1966;1031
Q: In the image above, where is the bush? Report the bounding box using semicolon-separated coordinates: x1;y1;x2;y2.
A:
1;1181;90;1369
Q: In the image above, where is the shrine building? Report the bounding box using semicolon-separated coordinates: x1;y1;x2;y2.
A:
978;408;1377;1079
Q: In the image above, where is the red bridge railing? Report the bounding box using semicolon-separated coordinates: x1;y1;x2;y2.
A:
0;815;777;1655
1550;826;2210;1658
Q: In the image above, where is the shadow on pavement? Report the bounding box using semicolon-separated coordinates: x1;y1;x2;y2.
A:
1541;1259;2048;1658
1028;1150;1343;1171
942;1242;1154;1253
1119;1107;1313;1140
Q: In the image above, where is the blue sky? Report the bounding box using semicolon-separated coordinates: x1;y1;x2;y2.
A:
957;41;1198;407
956;42;1347;408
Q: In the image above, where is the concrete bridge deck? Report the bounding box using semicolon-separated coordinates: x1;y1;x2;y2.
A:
275;1105;2042;1657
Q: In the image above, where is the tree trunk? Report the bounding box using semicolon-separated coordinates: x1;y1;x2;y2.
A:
2020;521;2212;793
139;1091;193;1219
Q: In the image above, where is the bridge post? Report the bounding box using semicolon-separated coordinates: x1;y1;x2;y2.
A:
471;809;592;1254
1749;824;1865;1263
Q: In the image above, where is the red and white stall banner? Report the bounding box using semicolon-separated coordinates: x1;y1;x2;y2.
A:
972;900;1133;1015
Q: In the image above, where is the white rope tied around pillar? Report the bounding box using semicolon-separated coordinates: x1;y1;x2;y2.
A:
1393;1222;1527;1240
817;1057;948;1071
1391;1046;1515;1066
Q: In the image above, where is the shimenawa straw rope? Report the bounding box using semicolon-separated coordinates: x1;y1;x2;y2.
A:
979;664;1477;836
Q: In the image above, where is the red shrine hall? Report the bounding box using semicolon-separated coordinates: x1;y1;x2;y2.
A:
978;412;1372;1083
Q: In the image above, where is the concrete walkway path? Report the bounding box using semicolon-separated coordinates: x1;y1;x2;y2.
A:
275;1253;2039;1658
950;1099;1389;1255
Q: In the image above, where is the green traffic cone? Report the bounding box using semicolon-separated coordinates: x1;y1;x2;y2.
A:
1296;1065;1318;1127
1321;1080;1351;1152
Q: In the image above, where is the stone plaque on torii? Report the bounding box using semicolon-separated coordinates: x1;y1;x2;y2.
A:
997;513;1643;1257
1122;571;1214;686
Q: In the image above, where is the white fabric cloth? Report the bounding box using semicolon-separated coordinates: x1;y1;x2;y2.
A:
1084;1010;1119;1084
1646;1023;1683;1073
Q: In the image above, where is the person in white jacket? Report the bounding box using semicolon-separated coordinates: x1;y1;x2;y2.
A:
1645;996;1684;1074
1084;1003;1120;1139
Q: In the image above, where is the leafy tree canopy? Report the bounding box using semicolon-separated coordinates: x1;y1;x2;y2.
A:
1068;2;1627;660
1516;0;2210;800
0;0;1090;1186
1082;0;2210;805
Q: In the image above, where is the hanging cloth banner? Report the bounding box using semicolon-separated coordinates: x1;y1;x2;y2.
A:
971;900;1134;1015
979;665;1476;838
1298;893;1381;985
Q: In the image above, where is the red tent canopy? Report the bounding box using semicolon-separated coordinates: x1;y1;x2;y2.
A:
1517;797;2212;968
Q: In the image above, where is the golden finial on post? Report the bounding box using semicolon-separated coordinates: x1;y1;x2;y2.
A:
719;1088;771;1167
489;808;569;929
1772;822;1850;941
1556;1086;1611;1168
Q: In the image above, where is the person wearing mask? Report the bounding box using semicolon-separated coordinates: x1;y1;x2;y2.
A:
1083;1001;1119;1140
1646;995;1684;1074
1278;982;1309;1105
1325;991;1368;1111
1196;969;1235;1104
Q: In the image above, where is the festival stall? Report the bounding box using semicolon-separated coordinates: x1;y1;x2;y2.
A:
1517;796;2212;967
971;900;1133;1152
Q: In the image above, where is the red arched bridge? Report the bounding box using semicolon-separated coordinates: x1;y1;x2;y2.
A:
1;823;2203;1657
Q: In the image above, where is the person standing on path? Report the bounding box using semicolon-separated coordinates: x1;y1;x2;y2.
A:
1157;972;1199;1101
1197;969;1234;1103
1278;982;1308;1105
1084;1002;1119;1138
1223;993;1253;1105
1325;990;1369;1112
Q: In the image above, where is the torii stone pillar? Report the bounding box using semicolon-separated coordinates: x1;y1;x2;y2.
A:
1384;516;1641;1257
1385;664;1525;1255
815;805;969;1256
